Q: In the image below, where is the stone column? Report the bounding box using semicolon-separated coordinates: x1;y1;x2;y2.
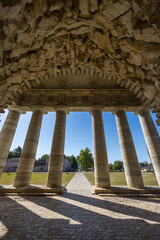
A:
92;109;110;188
0;110;20;177
138;110;160;186
47;110;66;188
115;111;144;188
13;110;43;187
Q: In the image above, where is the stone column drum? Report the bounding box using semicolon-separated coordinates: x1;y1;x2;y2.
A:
47;110;66;188
138;110;160;186
115;111;144;188
14;110;43;187
0;110;20;177
92;109;110;188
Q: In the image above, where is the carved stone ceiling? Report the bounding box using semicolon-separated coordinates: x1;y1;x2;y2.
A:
0;0;160;121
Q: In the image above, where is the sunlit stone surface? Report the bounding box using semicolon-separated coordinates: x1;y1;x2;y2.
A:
0;173;160;239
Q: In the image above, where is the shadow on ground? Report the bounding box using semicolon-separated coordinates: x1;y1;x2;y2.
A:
0;192;160;240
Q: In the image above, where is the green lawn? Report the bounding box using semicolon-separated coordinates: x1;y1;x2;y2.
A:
1;172;158;186
0;172;75;186
84;172;158;186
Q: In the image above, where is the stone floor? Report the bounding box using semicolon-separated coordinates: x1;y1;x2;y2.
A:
0;173;160;240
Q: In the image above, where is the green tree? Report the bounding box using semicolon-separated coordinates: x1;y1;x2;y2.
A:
13;146;22;158
112;160;123;171
108;163;113;171
8;151;16;159
68;155;78;172
8;146;22;158
139;161;148;168
40;154;49;161
77;147;93;171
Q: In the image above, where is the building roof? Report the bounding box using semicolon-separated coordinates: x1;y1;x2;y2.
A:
7;158;19;163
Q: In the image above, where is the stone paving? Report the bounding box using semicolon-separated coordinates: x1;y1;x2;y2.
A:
0;173;160;240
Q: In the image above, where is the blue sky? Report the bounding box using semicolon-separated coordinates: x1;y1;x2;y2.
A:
0;110;159;163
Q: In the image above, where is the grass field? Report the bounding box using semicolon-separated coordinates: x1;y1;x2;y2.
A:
84;172;158;186
0;172;75;186
0;172;158;186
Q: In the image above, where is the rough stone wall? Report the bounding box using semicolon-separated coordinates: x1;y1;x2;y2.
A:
0;0;160;111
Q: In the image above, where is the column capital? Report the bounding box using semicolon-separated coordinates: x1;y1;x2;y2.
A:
55;108;69;114
7;105;26;114
111;108;126;115
89;107;104;115
30;106;48;114
132;107;150;115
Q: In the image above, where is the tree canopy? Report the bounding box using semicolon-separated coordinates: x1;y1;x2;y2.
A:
39;154;49;161
109;161;123;171
77;147;93;171
68;155;78;172
139;161;148;168
8;146;22;159
112;160;123;171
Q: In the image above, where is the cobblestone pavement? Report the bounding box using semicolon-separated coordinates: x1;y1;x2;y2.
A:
0;173;160;240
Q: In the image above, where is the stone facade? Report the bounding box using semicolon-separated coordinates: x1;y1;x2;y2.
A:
4;158;19;172
34;159;48;172
4;155;71;173
63;155;72;172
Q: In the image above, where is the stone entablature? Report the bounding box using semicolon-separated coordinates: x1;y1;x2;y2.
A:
18;88;141;112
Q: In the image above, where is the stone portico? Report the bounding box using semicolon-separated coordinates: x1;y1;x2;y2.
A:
0;0;160;194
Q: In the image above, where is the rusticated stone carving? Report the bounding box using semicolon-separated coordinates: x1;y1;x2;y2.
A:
0;0;160;117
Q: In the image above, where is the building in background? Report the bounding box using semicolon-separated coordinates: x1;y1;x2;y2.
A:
4;155;71;173
4;158;19;172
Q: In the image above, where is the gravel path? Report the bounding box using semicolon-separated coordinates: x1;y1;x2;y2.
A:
0;173;160;239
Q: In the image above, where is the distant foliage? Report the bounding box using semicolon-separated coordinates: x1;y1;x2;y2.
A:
68;155;78;172
109;160;151;172
139;161;148;168
77;147;93;171
39;154;49;161
8;146;22;159
109;161;123;172
35;154;49;163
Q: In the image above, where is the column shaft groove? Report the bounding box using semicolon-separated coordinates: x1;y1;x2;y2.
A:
115;111;144;188
138;111;160;186
92;109;110;188
13;110;43;187
47;111;66;188
0;110;20;177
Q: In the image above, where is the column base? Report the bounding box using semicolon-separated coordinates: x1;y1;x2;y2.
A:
0;185;67;196
93;186;160;196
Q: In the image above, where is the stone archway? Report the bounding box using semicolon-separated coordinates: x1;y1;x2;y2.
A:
0;0;160;124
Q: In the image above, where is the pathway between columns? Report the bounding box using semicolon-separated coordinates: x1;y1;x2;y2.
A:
66;172;92;196
0;173;160;239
